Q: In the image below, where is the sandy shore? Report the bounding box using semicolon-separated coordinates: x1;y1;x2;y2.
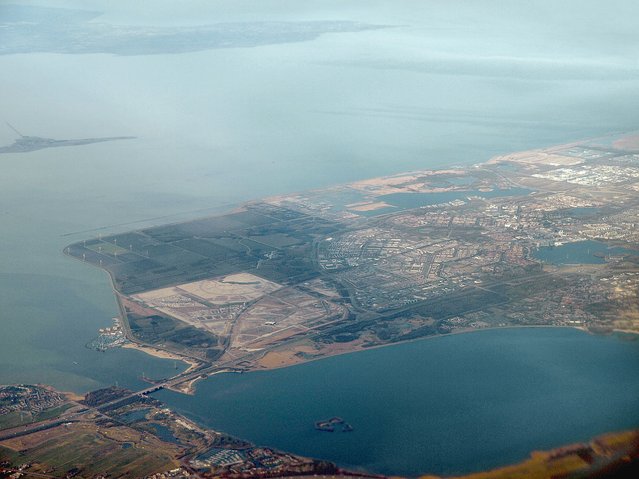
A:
38;384;84;402
122;342;200;374
61;390;85;402
249;324;628;373
168;368;234;395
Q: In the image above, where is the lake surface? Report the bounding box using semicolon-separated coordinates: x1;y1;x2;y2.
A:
534;240;637;265
157;328;639;477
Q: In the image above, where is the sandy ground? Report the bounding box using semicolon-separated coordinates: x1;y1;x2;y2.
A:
169;369;233;395
257;346;316;369
61;390;84;402
179;272;280;303
122;342;199;373
255;336;373;370
613;134;639;150
134;273;281;307
37;384;83;402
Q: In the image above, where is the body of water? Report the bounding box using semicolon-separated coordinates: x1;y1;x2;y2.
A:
380;187;531;209
534;240;637;265
157;328;639;477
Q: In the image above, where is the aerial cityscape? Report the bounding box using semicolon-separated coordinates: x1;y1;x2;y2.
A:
2;1;639;478
64;134;639;384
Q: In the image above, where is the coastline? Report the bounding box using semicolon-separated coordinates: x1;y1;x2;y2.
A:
121;342;199;375
117;323;639;393
438;428;639;479
59;390;85;402
123;325;601;395
58;137;639;473
612;328;639;336
64;244;639;398
60;142;639;389
3;380;637;479
220;324;638;377
157;326;639;479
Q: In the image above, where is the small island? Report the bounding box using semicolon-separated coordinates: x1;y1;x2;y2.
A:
315;416;354;432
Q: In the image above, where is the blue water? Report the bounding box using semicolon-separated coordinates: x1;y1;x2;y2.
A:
157;328;639;477
118;408;150;423
534;240;637;265
146;423;180;444
379;188;531;210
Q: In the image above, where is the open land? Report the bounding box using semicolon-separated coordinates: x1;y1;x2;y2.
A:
435;429;639;479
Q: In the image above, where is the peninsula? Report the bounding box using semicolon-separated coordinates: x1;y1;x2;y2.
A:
3;134;639;478
0;123;135;154
64;133;639;394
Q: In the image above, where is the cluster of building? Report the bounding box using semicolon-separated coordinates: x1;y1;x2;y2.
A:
0;461;35;479
0;384;65;415
87;317;127;351
578;209;639;244
143;468;197;479
316;198;546;312
533;164;639;186
190;446;321;477
273;141;639;339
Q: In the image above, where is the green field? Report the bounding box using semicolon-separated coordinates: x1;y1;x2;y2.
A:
0;403;72;431
0;423;179;478
85;241;131;256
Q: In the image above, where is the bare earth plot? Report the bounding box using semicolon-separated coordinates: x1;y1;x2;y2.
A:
230;287;346;352
132;273;283;337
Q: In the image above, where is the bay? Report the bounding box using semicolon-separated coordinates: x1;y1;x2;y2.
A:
157;327;639;477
